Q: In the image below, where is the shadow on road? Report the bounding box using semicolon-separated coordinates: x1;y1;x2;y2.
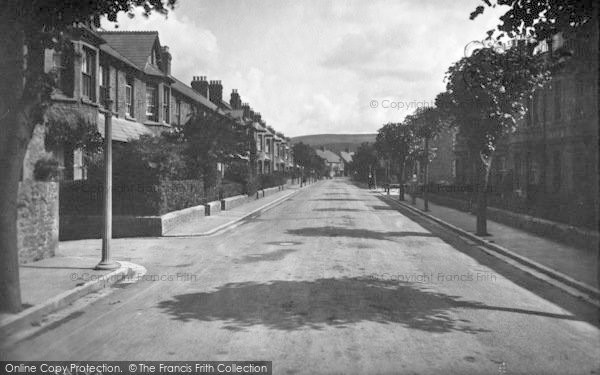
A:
371;193;600;327
370;205;398;211
286;226;436;241
313;208;365;212
310;198;364;201
158;277;581;332
233;249;298;264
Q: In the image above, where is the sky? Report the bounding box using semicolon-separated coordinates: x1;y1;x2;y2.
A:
101;0;507;137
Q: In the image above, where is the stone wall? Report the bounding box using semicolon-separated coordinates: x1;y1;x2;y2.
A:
22;124;52;181
18;181;59;264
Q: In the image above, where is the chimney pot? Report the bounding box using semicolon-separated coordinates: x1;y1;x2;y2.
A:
191;75;209;97
208;79;223;105
230;89;242;110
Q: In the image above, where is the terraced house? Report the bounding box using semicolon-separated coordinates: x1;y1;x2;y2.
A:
23;25;291;181
17;25;293;263
452;19;599;229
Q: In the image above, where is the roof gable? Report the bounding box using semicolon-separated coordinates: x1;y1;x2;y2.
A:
97;31;160;71
316;149;342;163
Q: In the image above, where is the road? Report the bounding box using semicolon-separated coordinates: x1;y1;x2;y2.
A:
3;179;599;374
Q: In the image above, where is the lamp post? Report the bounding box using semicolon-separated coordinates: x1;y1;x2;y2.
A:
96;90;118;270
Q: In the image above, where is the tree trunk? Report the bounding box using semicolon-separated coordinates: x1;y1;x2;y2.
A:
0;21;43;313
0;114;30;313
423;138;430;211
475;153;493;236
398;160;405;201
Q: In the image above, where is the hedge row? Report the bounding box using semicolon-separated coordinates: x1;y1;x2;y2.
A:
60;179;245;216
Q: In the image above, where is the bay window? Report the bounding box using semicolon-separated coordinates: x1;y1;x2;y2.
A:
146;85;158;121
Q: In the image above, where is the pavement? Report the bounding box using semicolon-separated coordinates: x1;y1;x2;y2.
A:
378;188;598;290
0;184;304;335
1;178;599;374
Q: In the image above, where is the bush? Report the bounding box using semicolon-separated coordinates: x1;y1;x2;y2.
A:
60;179;208;216
87;134;189;185
158;180;206;214
258;172;286;189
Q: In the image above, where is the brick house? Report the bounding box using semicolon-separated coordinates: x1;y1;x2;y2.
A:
18;25;292;262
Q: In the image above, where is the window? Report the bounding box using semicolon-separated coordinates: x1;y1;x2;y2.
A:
554;81;562;121
125;76;134;117
526;152;540;185
146;85;158;121
163;86;170;123
99;65;109;107
73;148;87;181
575;79;585;118
175;99;181;125
451;160;457;178
526;95;534;126
256;135;262;151
514;153;522;190
150;48;157;66
266;138;271;153
81;47;95;101
114;69;119;113
553;151;561;192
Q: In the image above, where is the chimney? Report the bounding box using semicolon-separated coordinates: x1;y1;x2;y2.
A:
209;80;223;105
230;89;242;110
161;46;172;75
241;102;251;119
191;76;209;98
253;112;262;123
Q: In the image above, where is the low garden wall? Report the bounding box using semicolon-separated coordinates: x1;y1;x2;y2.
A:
60;179;245;239
18;181;59;263
424;192;599;251
221;194;252;210
205;201;222;216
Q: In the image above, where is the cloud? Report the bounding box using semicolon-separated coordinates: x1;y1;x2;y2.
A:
100;0;508;137
100;9;219;84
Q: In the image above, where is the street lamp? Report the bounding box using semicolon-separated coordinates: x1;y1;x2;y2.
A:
96;89;118;270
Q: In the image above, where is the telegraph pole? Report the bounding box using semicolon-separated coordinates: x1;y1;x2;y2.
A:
96;90;118;270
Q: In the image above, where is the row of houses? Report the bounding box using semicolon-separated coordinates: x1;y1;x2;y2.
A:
23;25;295;182
420;19;598;227
315;147;353;177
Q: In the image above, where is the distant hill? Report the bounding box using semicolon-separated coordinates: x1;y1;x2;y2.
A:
291;133;376;153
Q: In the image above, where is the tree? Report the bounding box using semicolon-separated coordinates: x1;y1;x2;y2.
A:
405;107;444;211
470;0;597;43
0;0;176;313
292;142;326;180
436;44;549;235
349;143;378;183
375;122;416;200
183;110;252;188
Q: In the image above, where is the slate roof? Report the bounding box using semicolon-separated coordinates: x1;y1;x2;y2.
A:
97;31;160;69
170;77;218;111
316;149;342;164
99;44;138;70
339;151;353;163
